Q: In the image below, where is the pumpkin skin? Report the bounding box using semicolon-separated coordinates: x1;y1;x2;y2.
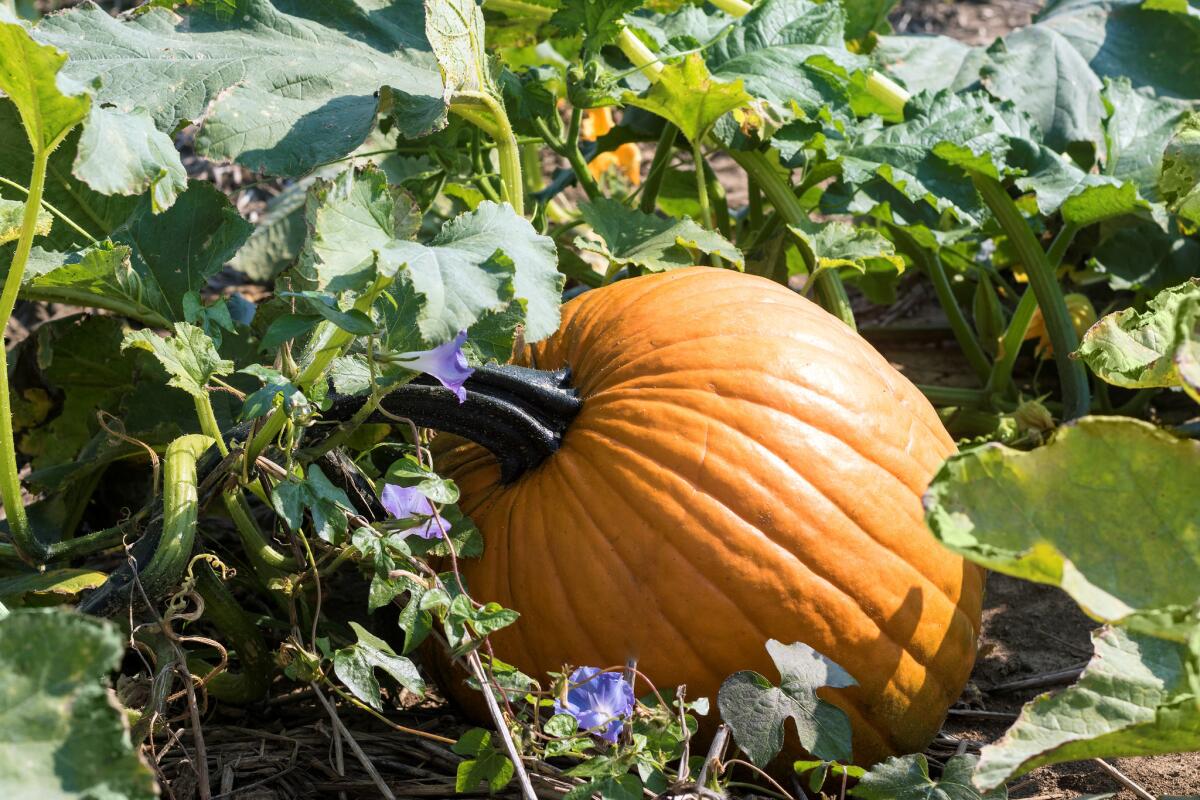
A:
437;267;983;765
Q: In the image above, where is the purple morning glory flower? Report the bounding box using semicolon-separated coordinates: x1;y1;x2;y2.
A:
554;667;634;743
380;484;448;540
396;330;473;403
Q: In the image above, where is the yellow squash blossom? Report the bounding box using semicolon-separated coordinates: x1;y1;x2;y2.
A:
581;107;641;186
1024;293;1097;358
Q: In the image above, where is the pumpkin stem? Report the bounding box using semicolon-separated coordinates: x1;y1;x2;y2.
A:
326;364;583;483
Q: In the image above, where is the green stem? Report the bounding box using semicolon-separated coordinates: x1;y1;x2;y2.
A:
20;286;171;328
987;287;1037;395
484;0;554;19
537;108;601;202
747;178;763;231
468;126;502;204
0;150;48;565
692;139;714;231
986;223;1079;396
975;176;1090;419
520;141;543;195
703;161;732;239
193;391;291;576
709;0;754;13
638;123;678;214
890;226;991;384
189;560;272;703
249;277;391;464
865;72;911;118
453;91;524;212
918;385;994;408
728;148;855;327
616;27;663;83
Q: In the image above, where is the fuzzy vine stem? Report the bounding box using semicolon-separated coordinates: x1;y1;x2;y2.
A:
889;226;991;383
451;91;525;212
0;149;48;565
728;149;856;326
974;176;1090;419
987;222;1080;396
638;122;678;213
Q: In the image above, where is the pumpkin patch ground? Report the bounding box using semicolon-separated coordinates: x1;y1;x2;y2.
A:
1;0;1198;798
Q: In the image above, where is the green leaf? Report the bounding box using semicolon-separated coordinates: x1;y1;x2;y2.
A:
1161;111;1200;226
551;0;643;53
425;0;491;96
21;315;136;469
972;627;1199;790
786;219;904;278
717;639;856;766
1076;279;1200;391
73;106;187;214
0;8;90;152
270;464;355;544
22;181;252;324
333;621;425;711
35;0;446;176
699;0;868;124
452;729;515;793
852;753;1005;800
1102;78;1188;203
842;0;898;41
925;416;1200;640
622;53;752;143
0;196;49;245
381;201;562;344
302;165;422;293
0;608;157;799
577;197;743;272
123;322;233;399
281;291;376;335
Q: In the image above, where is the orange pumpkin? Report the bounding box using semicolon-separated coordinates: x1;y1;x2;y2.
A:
437;267;982;765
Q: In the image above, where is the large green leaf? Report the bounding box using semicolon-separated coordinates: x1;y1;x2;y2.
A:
0;608;157;799
1102;78;1188;203
34;0;446;176
576;198;743;272
0;7;89;152
877;0;1200;153
971;626;1200;790
383;202;562;343
700;0;867;124
622;53;751;144
1076;279;1200;392
925;416;1200;640
717;639;855;767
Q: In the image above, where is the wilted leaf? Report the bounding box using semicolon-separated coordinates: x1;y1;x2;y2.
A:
577;198;743;272
34;0;446;175
0;196;49;245
0;608;157;799
972;627;1200;790
1076;279;1200;391
0;568;107;604
925;416;1200;640
333;621;425;710
717;639;856;766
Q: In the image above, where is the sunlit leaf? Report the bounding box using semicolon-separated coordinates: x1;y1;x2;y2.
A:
577;197;743;272
123;322;234;399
